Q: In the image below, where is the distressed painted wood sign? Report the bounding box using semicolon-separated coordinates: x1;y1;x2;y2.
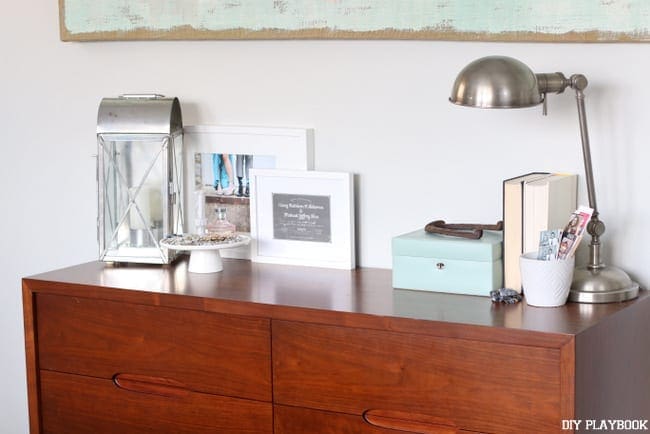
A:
59;0;650;42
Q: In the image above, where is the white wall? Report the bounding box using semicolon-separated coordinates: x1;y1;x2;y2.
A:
2;2;649;433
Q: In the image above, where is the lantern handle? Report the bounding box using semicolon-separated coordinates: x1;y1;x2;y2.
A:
119;94;165;99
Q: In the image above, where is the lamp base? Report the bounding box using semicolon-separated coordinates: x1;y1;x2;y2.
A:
569;265;639;303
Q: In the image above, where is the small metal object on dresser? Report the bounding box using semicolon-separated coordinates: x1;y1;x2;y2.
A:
425;220;503;239
490;288;522;304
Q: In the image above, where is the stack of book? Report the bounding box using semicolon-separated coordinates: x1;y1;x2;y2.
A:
502;172;577;292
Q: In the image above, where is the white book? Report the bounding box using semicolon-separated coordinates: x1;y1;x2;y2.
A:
502;172;551;292
523;174;578;255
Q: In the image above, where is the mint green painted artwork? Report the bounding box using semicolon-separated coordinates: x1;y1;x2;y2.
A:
59;0;650;41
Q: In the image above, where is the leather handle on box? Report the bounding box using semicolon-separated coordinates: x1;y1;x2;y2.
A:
113;373;190;398
363;409;458;434
425;220;503;240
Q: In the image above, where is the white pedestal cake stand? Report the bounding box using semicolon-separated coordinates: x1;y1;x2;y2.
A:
160;235;250;273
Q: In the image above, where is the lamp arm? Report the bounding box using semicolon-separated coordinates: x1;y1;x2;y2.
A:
570;74;607;269
537;72;600;214
572;77;598;214
538;72;605;269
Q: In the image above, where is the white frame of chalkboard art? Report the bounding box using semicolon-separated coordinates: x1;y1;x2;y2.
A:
183;125;314;260
249;169;355;269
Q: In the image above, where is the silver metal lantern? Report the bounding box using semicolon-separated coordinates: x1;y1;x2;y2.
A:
97;94;184;264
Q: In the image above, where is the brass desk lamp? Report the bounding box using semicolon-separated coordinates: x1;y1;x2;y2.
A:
450;56;638;303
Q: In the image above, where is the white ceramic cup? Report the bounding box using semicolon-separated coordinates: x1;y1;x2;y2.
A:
520;252;575;307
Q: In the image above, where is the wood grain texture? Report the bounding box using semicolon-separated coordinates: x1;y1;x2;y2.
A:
273;320;562;433
40;370;272;434
21;283;41;434
24;259;645;343
22;261;650;434
36;293;271;401
559;339;576;423
275;405;480;434
575;295;650;420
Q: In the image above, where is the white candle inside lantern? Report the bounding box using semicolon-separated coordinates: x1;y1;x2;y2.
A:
129;187;147;230
148;187;163;224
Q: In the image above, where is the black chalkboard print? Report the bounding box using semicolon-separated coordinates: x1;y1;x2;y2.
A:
272;194;331;242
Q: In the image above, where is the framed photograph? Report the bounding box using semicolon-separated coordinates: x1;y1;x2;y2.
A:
183;125;314;259
249;169;355;269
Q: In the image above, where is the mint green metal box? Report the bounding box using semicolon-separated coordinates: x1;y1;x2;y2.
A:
392;229;503;296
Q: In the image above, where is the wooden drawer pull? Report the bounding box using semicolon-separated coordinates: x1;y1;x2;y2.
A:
113;373;191;398
363;409;458;434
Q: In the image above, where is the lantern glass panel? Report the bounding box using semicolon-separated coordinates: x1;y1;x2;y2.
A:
99;135;168;262
171;131;184;235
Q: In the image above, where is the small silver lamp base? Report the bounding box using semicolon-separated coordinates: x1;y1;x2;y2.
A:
569;266;639;303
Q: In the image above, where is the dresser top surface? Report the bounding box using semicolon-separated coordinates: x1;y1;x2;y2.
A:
25;258;648;338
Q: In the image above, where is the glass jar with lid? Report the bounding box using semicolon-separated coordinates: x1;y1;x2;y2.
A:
207;207;236;236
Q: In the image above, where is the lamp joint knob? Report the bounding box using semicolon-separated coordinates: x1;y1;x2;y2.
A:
570;74;588;91
587;217;606;238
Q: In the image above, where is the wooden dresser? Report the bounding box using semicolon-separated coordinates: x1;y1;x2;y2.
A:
23;259;649;433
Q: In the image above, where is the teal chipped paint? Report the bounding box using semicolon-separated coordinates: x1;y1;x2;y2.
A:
439;2;644;33
63;0;650;37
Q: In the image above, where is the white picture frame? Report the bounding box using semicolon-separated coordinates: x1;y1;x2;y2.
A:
183;125;314;259
249;169;355;269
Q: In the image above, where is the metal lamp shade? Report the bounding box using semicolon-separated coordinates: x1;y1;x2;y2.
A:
97;95;184;264
449;56;543;109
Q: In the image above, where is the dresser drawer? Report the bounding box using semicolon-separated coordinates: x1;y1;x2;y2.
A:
275;405;480;434
273;321;562;433
36;293;271;401
40;370;272;434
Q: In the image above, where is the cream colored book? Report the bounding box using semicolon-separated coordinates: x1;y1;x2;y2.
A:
502;172;551;292
523;174;578;256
